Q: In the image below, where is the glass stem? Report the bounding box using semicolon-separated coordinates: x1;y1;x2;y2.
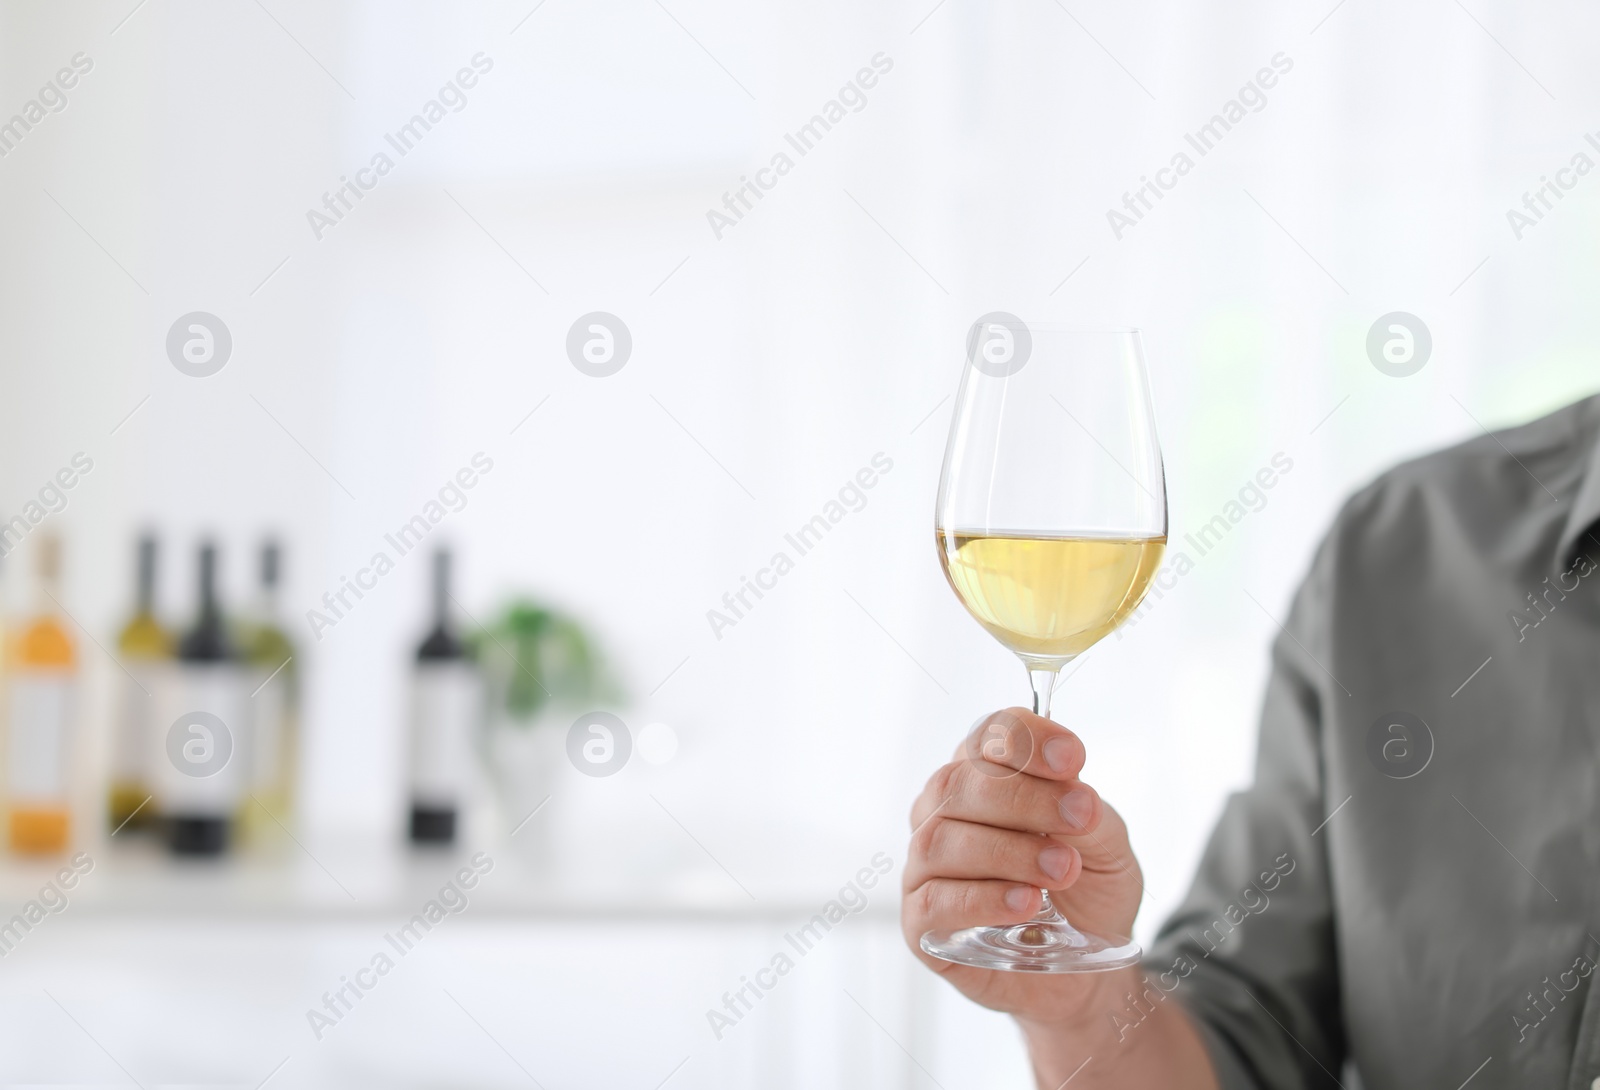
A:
1029;667;1059;721
1026;664;1076;933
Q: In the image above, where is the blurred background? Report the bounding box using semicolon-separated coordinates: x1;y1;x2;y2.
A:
0;0;1596;1085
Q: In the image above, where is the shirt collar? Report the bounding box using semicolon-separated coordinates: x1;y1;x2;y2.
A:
1555;395;1600;575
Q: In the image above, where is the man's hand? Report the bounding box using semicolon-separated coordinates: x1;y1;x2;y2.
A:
901;707;1145;1029
902;709;1218;1088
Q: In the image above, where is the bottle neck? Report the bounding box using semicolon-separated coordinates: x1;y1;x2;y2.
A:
33;538;62;617
32;570;60;617
183;546;231;661
135;538;156;615
199;557;218;622
418;551;460;660
431;552;451;635
258;543;281;622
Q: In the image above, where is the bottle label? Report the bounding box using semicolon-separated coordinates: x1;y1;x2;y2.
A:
409;662;480;807
111;659;163;783
6;673;74;803
152;663;248;817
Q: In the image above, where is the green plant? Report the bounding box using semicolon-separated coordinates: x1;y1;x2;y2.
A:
469;600;618;723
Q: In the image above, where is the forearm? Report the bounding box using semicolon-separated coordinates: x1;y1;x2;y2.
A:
1017;968;1220;1090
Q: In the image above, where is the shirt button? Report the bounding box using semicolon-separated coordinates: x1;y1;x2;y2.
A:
1589;1078;1600;1090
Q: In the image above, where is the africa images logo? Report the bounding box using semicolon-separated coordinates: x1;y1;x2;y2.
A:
566;312;632;377
166;312;232;377
166;712;233;777
1365;312;1430;377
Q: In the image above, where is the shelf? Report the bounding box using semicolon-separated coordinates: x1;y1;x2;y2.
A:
0;834;901;924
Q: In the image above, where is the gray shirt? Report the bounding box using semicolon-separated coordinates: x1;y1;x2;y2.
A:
1145;394;1600;1090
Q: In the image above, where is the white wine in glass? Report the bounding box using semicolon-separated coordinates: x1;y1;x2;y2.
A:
923;318;1167;973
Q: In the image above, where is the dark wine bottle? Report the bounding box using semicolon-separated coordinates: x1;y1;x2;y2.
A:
161;541;246;856
407;548;478;845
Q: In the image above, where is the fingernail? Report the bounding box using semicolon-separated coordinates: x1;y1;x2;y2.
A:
1043;737;1076;773
1039;846;1073;882
1059;787;1095;830
1004;886;1032;912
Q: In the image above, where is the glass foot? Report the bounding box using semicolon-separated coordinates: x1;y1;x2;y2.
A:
920;893;1139;973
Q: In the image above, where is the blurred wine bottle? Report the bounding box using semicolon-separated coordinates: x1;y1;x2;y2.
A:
0;552;9;828
6;534;76;854
108;534;172;832
240;538;297;837
156;541;246;856
407;548;479;845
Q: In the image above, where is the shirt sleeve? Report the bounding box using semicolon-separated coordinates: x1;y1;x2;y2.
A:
1144;536;1346;1088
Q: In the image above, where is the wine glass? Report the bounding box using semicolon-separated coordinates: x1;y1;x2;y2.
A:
922;317;1167;973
